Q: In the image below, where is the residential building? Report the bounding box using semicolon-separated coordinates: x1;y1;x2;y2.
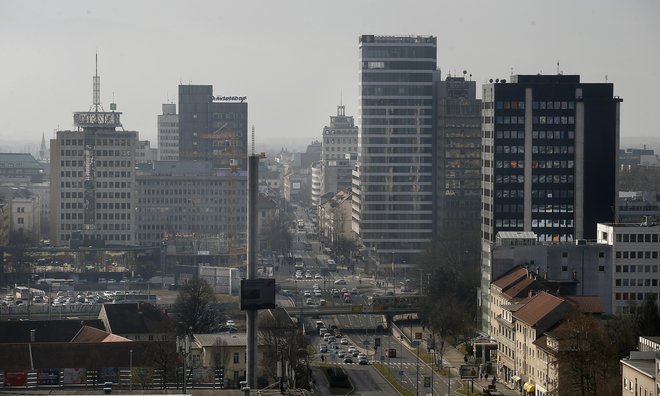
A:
620;339;659;396
158;103;179;161
319;188;353;245
354;35;437;265
7;188;41;242
480;75;622;331
178;85;247;169
98;302;175;341
311;161;322;206
135;161;247;247
597;222;660;314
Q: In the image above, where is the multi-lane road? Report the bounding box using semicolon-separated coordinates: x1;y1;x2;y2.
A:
272;207;467;395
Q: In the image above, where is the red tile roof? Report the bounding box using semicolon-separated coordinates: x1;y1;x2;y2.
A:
512;291;566;326
563;295;604;314
492;266;528;290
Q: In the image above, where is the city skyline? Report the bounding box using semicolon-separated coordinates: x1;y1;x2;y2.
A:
1;0;659;152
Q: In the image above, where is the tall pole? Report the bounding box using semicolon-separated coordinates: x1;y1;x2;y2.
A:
129;349;133;392
415;342;420;396
246;154;260;390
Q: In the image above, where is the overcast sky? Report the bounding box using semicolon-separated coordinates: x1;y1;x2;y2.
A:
1;0;659;153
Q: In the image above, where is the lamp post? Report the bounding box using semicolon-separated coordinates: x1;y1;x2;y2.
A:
176;333;191;394
129;349;133;392
429;348;434;396
414;340;420;396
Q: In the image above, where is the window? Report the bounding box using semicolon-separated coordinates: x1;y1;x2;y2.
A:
233;352;239;363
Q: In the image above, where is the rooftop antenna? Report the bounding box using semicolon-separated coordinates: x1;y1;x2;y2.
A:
340;90;343;107
510;67;514;77
93;53;100;113
605;74;609;82
557;61;560;75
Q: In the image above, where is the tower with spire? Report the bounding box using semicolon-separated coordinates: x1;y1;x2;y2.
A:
38;132;48;161
50;55;137;247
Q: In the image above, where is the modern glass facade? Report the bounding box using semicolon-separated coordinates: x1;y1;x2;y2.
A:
355;35;436;264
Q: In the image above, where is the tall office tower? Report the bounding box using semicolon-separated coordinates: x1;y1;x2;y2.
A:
50;61;137;247
435;75;482;249
322;105;359;161
479;74;621;330
158;103;179;161
178;85;248;169
354;35;437;265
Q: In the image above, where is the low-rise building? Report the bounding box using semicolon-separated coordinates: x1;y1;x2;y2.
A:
98;302;175;341
620;337;660;396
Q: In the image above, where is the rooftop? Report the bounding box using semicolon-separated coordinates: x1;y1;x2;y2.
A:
512;291;567;327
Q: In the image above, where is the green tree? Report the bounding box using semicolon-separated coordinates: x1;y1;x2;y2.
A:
173;276;219;334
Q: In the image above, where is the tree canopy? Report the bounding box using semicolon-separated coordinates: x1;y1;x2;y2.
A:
173;276;219;334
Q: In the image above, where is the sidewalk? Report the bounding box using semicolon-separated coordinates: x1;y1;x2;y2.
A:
393;323;519;396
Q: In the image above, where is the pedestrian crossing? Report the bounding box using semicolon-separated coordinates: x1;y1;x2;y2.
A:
328;361;419;367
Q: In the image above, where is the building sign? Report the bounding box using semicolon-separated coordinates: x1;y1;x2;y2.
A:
74;112;122;127
212;95;247;103
3;370;27;386
459;364;479;379
37;368;61;385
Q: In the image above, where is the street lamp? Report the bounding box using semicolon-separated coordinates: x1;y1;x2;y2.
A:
129;349;133;392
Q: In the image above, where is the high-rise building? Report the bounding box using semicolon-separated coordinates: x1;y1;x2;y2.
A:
322;105;358;161
434;75;482;247
158;103;179;161
480;74;622;330
50;60;137;247
354;35;437;265
178;85;248;169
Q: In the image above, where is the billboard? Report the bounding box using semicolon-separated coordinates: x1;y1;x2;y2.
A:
37;368;61;385
63;368;87;384
459;364;479;379
240;278;276;310
3;370;27;386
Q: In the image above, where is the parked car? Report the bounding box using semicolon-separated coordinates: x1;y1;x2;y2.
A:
343;357;353;363
340;338;349;345
319;344;328;353
358;358;369;365
334;279;347;285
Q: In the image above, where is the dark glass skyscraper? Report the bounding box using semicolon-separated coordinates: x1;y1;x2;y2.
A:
178;85;248;169
480;74;622;329
354;35;436;265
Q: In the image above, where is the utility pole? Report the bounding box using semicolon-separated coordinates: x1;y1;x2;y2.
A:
246;153;261;392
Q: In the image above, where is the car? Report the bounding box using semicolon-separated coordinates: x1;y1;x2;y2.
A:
306;298;314;305
15;300;24;306
319;299;327;306
352;351;360;357
323;333;332;341
305;272;312;279
358;358;369;365
337;351;346;358
303;291;311;298
226;319;236;327
316;320;325;329
320;327;328;336
314;273;322;279
312;283;319;289
343;357;353;364
327;336;336;343
334;279;347;285
314;290;322;297
347;346;357;353
340;338;349;345
319;344;328;353
332;289;340;297
295;274;303;280
281;289;293;296
358;353;367;360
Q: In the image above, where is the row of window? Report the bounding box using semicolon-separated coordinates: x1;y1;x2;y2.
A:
325;137;358;144
615;264;660;273
61;232;132;241
615;292;658;301
615;233;660;243
616;278;659;287
616;251;660;259
495;160;575;169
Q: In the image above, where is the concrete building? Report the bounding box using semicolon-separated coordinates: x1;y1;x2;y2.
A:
618;191;660;223
50;96;137;247
322;105;358;161
8;188;40;243
620;339;659;396
135;139;158;164
158;103;179;161
354;35;437;265
319;188;353;245
178;85;247;170
135;160;247;247
310;161;322;207
480;75;622;331
0;153;45;183
597;222;660;315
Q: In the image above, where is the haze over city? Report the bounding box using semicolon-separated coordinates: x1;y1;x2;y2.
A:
1;0;659;152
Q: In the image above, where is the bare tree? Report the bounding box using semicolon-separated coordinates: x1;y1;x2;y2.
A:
173;276;219;334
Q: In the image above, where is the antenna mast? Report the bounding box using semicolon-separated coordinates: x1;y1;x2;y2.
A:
93;53;100;113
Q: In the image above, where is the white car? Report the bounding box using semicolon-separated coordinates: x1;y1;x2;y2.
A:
314;273;322;279
347;346;357;353
226;319;236;327
340;338;349;345
314;290;322;297
334;279;347;285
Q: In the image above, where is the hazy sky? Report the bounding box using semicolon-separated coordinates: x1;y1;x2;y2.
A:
1;1;659;153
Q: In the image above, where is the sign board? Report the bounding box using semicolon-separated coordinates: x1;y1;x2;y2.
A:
240;278;276;310
375;337;381;347
363;339;370;346
424;376;431;387
3;370;27;386
351;304;363;313
63;368;86;384
459;364;479;379
37;368;60;385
